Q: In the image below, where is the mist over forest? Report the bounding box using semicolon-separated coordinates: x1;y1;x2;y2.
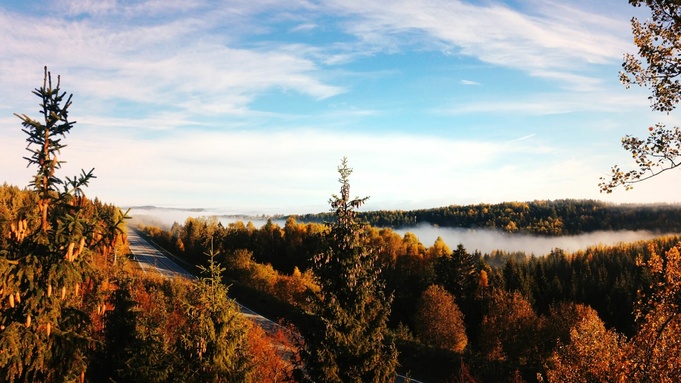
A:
394;224;666;255
128;206;276;230
128;206;672;255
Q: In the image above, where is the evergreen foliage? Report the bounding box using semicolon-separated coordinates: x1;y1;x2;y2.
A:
185;240;253;383
437;243;478;302
301;157;397;383
0;67;126;382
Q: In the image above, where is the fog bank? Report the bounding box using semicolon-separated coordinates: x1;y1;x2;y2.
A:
127;206;280;230
393;225;671;255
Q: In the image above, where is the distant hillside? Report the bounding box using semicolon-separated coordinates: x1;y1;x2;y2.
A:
289;199;681;236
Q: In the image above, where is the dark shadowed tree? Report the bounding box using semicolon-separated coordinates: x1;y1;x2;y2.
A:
437;243;478;302
301;157;397;383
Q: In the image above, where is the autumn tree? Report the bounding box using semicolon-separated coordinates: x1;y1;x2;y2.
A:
427;236;451;259
601;1;681;191
480;290;541;370
414;285;467;353
246;324;297;383
301;157;397;383
0;67;125;382
596;3;681;379
544;303;622;383
179;216;221;263
617;244;681;382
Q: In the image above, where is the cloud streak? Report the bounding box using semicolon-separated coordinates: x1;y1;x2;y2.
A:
322;0;632;87
0;3;342;122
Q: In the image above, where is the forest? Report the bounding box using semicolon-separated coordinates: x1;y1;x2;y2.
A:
290;199;681;235
5;160;681;382
4;1;681;381
137;211;681;382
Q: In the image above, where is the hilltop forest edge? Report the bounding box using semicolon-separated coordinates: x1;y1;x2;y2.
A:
275;199;681;236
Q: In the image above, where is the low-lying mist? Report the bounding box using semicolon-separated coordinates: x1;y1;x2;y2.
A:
394;224;670;255
128;207;674;256
127;207;277;230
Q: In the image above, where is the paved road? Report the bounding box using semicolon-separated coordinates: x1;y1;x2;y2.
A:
128;229;195;279
127;228;424;383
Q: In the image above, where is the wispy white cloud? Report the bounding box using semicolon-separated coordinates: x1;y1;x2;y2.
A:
0;3;342;123
290;23;318;33
321;0;632;87
0;121;531;208
436;90;647;116
1;124;616;213
460;79;481;86
4;109;676;213
509;134;536;143
56;0;119;17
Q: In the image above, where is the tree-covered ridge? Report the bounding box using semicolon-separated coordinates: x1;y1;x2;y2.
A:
140;208;681;381
291;199;681;235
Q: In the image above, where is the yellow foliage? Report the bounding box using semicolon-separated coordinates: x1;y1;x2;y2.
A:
414;284;467;353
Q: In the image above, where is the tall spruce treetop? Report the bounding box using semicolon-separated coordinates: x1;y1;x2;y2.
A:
182;239;252;383
303;157;397;383
1;67;122;382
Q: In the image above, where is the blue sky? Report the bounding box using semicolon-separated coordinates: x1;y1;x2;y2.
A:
1;0;679;214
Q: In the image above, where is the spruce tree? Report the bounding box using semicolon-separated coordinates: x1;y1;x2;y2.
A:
0;67;123;382
181;239;253;383
437;243;478;302
302;157;397;383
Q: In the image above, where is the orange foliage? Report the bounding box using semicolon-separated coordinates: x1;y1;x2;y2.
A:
481;290;541;366
544;304;622;382
617;244;681;382
415;284;467;352
246;322;299;383
427;236;451;259
273;267;318;309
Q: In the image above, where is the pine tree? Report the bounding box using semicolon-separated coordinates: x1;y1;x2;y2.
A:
302;157;397;383
0;67;124;382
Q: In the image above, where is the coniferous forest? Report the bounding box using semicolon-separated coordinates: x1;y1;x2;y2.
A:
4;2;681;382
